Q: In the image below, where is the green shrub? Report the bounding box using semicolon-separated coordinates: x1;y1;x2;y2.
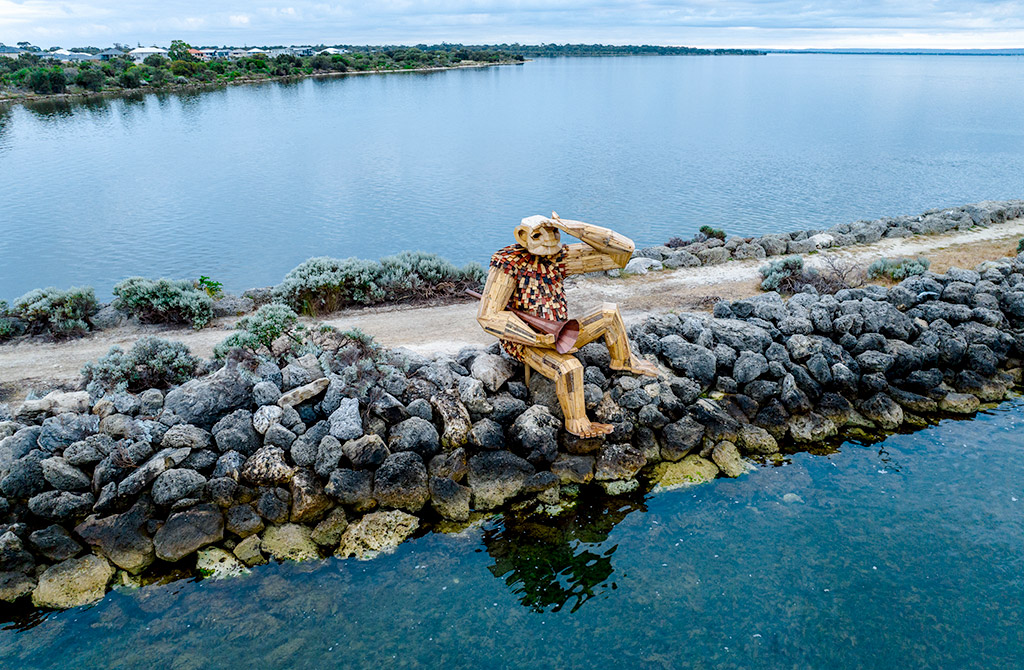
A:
378;251;485;300
74;66;106;92
82;336;200;396
214;303;303;358
759;256;805;292
699;225;726;241
118;67;141;88
113;277;214;328
196;275;223;298
274;256;385;315
867;257;931;281
11;286;96;339
1017;238;1024;254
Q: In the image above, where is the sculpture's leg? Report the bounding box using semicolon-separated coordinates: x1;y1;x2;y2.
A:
520;346;614;438
575;302;660;377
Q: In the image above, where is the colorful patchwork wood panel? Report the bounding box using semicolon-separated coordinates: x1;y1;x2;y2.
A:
490;243;568;362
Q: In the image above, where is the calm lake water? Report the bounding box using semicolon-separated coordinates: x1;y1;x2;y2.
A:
2;54;1024;299
1;398;1022;668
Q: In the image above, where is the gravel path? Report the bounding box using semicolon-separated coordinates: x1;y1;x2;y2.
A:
2;220;1022;403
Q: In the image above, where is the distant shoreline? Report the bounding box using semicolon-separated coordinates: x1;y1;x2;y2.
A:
0;60;522;107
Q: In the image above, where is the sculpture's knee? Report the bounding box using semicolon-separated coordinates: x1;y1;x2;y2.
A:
555;357;583;378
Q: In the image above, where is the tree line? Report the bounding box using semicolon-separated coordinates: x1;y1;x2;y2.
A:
0;43;522;96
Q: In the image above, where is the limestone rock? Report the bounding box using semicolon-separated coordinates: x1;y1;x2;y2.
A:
789;413;838;443
75;500;155;574
939;392;980;414
711;441;746;478
509;404;560;466
163;363;254;429
859;393;904;430
736;424;778;455
594;444;646;481
466;451;534;510
233;535;266;566
430;391;472;451
241;446;295;486
278;377;330;408
550;454;595;484
429;476;471;521
328;398;364;441
336;510;420;559
311;508;349;547
151;468;207;506
153;504;224;562
196;547;249;579
32;555;115;609
39;457;91;491
374;452;429;513
471;353;518;393
29;525;82;562
289;468;332;523
388;417;440;459
651;455;719;491
262;523;320;562
253;404;284;434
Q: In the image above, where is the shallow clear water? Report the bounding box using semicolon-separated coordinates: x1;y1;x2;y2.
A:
2;54;1024;299
2;399;1022;668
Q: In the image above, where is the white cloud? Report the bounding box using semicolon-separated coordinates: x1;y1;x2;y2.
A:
1;0;1023;48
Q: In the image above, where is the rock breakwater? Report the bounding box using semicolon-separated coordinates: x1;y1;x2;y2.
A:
1;250;1023;611
623;199;1024;274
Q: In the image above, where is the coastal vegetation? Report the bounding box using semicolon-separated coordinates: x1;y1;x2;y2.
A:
112;277;216;329
81;336;201;396
273;252;485;316
866;256;931;281
0;44;522;99
0;287;96;341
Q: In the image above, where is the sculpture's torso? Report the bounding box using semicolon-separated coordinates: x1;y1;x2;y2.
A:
489;243;568;362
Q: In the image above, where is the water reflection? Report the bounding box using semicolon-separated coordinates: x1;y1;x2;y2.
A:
482;495;645;613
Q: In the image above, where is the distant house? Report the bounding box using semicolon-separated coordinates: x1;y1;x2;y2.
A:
97;48;126;61
128;47;168;63
47;49;98;62
292;46;315;57
317;48;348;55
188;48;216;62
0;45;24;57
246;48;268;57
266;47;295;58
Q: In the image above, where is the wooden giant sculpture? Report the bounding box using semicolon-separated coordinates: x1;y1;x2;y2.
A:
476;213;660;438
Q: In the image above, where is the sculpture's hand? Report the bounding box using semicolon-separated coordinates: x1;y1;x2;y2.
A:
537;333;556;348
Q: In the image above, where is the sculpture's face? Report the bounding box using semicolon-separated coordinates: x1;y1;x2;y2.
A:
515;219;561;257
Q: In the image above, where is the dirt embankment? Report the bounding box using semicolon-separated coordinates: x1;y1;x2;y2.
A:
2;220;1022;404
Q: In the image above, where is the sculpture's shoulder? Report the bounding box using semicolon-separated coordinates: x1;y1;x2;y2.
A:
490;244;532;275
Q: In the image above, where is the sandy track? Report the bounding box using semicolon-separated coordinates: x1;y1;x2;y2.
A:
2;220;1022;403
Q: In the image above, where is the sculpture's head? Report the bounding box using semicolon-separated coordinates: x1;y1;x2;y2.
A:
515;215;561;257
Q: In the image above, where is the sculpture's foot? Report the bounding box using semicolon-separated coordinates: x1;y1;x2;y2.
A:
564;418;614;439
610;355;661;377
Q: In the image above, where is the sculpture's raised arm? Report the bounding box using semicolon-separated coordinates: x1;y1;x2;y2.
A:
546;212;635;274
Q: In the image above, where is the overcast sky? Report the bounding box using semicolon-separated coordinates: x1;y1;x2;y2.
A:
2;0;1023;50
